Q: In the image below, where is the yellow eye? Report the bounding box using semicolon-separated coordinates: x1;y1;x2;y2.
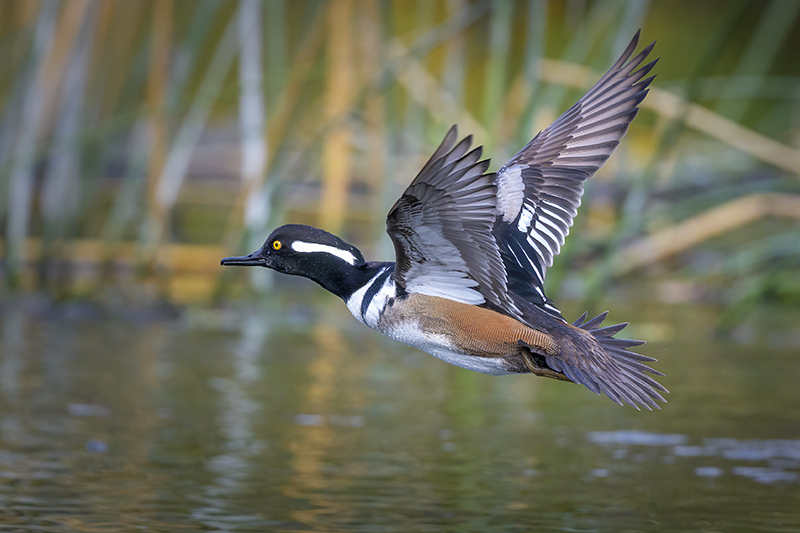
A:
272;240;282;251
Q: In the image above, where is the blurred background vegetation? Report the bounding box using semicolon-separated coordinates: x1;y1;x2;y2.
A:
0;0;798;324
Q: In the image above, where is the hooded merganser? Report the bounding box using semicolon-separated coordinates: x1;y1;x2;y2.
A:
222;32;667;410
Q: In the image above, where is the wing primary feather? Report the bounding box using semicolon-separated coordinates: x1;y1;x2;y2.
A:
416;125;459;179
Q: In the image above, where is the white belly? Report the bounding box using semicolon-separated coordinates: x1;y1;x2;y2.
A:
384;322;512;376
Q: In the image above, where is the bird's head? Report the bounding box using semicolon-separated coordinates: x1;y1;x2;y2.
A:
221;224;367;298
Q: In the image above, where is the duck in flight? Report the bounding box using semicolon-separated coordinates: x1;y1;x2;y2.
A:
222;32;667;410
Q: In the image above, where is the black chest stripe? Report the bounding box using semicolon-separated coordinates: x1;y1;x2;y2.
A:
360;267;393;320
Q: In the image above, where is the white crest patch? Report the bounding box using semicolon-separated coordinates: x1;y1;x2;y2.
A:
291;241;357;265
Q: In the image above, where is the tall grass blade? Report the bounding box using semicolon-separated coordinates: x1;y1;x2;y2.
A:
714;0;800;124
4;0;59;285
523;0;547;99
238;0;267;229
442;0;468;109
319;0;355;234
101;121;149;257
359;0;390;252
101;1;172;283
40;1;97;290
237;0;269;290
264;0;287;104
139;8;239;265
482;0;513;136
610;0;649;64
517;0;622;142
612;193;800;275
218;0;327;284
402;0;437;156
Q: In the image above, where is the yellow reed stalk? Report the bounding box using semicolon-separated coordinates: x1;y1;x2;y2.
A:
221;2;327;241
14;0;42;32
536;58;800;176
142;0;172;273
613;193;800;275
94;0;147;117
5;0;58;284
319;0;356;234
387;36;486;139
39;0;92;133
358;0;387;246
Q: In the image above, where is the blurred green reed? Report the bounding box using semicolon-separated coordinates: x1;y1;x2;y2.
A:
0;0;798;318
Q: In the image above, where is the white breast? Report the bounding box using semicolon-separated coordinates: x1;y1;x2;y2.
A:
346;267;395;329
347;269;512;375
383;322;512;376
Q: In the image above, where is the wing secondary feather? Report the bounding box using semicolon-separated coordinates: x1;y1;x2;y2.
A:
386;127;516;313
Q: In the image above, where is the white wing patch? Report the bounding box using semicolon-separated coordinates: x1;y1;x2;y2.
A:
291;241;357;265
517;204;535;232
536;222;561;248
496;165;526;222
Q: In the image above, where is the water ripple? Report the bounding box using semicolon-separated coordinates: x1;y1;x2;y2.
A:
589;431;800;485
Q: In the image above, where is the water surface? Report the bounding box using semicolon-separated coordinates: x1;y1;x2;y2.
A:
0;298;798;532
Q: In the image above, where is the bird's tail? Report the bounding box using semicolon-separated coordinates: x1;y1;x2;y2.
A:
566;311;668;410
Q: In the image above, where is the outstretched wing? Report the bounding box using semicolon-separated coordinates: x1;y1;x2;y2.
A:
494;31;657;314
386;126;516;314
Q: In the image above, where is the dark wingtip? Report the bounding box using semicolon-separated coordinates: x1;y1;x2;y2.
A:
572;311;589;327
635;58;659;79
626;29;641;56
637;75;658;92
575;311;668;410
582;311;609;330
446;124;458;142
639;39;656;59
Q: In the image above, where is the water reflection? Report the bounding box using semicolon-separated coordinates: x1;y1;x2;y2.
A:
193;312;268;529
294;414;365;427
0;302;798;532
588;430;687;446
589;430;800;485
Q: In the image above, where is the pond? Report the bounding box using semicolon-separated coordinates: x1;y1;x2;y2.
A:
0;295;798;532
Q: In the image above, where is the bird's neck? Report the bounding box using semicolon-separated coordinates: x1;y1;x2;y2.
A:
303;256;389;301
